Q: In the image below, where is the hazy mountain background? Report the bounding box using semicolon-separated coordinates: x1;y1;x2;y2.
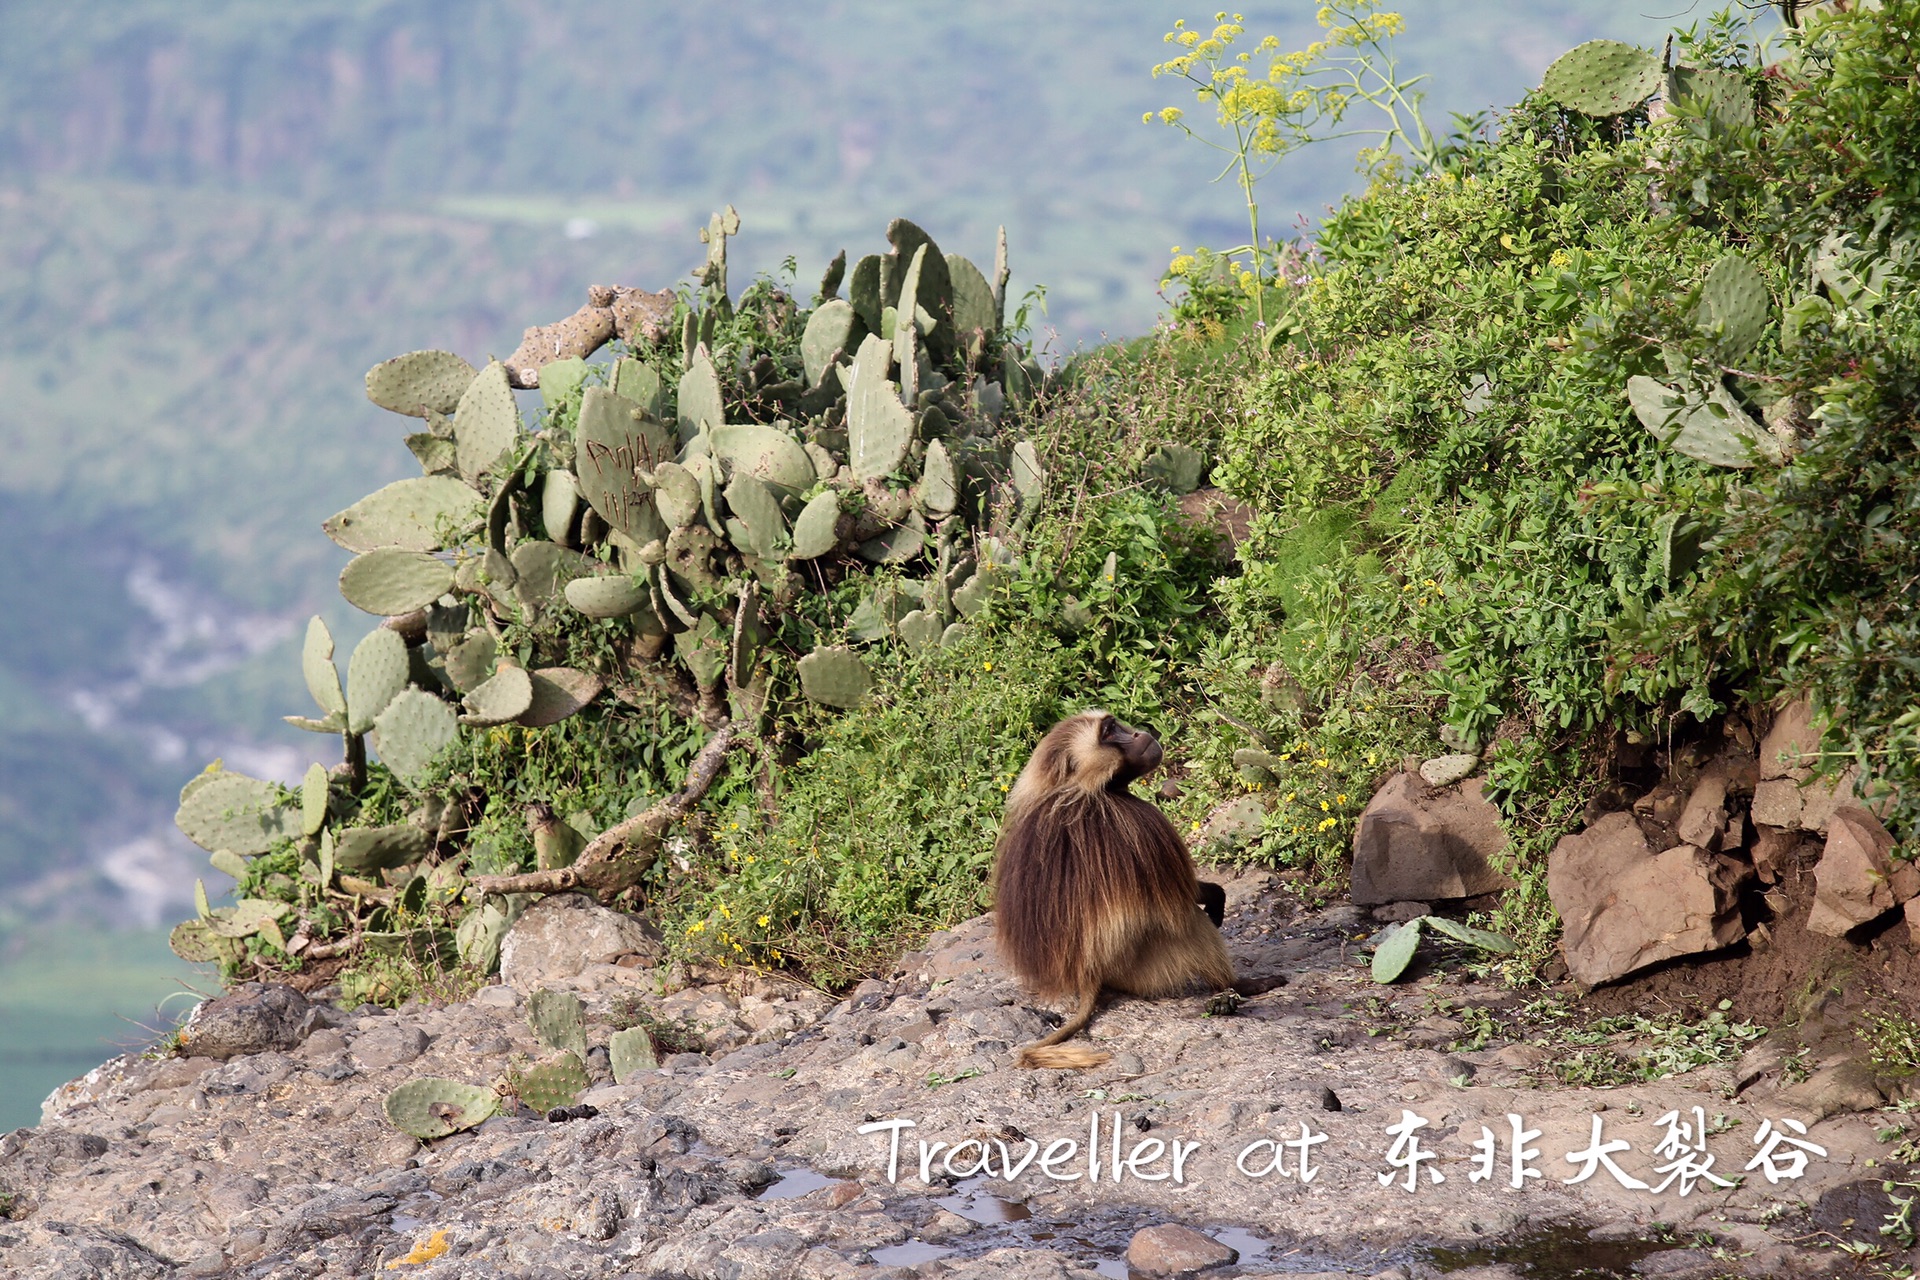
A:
0;0;1700;1128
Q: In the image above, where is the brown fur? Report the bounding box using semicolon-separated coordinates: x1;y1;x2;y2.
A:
994;711;1240;1069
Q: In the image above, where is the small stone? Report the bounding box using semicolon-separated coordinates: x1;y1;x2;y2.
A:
1806;806;1900;937
1418;753;1479;787
1113;1052;1145;1076
499;893;665;994
471;985;522;1008
1126;1224;1239;1276
350;1024;429;1071
1675;763;1729;851
1750;779;1804;829
1751;826;1800;883
177;983;314;1061
1350;773;1510;906
574;1187;621;1241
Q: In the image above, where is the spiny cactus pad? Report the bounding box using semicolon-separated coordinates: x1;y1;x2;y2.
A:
339;549;455;617
1628;375;1780;468
302;616;347;716
1143;443;1207;495
612;357;666;419
454;360;520;481
946;253;996;348
519;668;605;728
366;350;477;418
798;646;872;708
513;1053;589;1113
802;298;858;387
858;510;927;564
787;490;842;560
528;989;590;1058
1011;441;1046;503
346;627;412;735
897;609;944;652
301;762;329;837
1695;254;1770;361
372;688;460;786
324;476;482;555
384;1077;498;1140
678;347;725;443
175;770;297;856
333;824;431;874
652;463;702;530
540;468;580;545
442;630;498;693
169;918;240;965
723;473;788;559
711;425;816;500
848;334;913;480
919;439;958;518
460;664;535;726
849;254;884;333
509;539;588;615
609;1027;659;1083
576;387;674;541
565;574;650;619
1540;40;1662;116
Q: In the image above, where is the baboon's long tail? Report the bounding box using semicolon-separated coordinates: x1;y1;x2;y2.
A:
1015;985;1109;1069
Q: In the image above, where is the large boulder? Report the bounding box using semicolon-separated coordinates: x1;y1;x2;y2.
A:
499;892;665;994
176;983;317;1060
1349;772;1510;906
1548;811;1750;986
1806;805;1918;937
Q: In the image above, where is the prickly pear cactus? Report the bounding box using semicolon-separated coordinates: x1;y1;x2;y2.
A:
798;646;872;708
1695;254;1770;361
460;665;535;727
384;1077;498;1139
346;628;411;735
608;1027;659;1083
1628;375;1782;469
453;360;520;480
339;549;455;617
528;989;590;1058
372;688;460;786
174;769;297;857
1143;443;1207;495
323;476;481;555
366;351;477;418
1541;40;1663;116
513;1052;589;1113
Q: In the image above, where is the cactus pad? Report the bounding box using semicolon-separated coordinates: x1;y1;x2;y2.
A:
300;762;329;837
519;667;605;727
608;1026;659;1082
919;439;958;518
538;356;588;408
724;473;788;558
1143;444;1207;495
169;919;240;965
372;688;460;786
711;425;816;500
946;253;996;348
540;468;580;545
1628;375;1781;468
509;540;587;616
612;357;666;419
802;298;858;387
324;476;482;554
528;989;590;1058
897;609;944;652
1695;254;1770;361
576;387;675;541
513;1052;589;1113
652;462;702;529
339;549;455;617
346;627;411;735
858;510;926;564
565;574;650;619
384;1077;498;1140
1540;40;1662;116
788;490;841;560
175;770;297;856
677;346;725;443
848;254;884;333
454;360;520;480
405;432;457;475
847;335;913;480
1011;441;1046;504
333;824;431;874
665;525;723;589
798;646;871;708
302;616;347;716
366;350;477;418
460;664;535;726
441;630;497;693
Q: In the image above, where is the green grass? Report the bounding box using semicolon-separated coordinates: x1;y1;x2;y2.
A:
0;923;202;1132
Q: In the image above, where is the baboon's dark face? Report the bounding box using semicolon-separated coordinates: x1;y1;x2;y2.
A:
1099;715;1162;785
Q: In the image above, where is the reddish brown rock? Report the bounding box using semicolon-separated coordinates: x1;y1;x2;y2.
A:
1548;812;1750;986
1126;1224;1238;1276
1349;772;1510;906
1760;698;1821;780
1676;764;1729;851
1751;826;1802;884
1806;806;1905;937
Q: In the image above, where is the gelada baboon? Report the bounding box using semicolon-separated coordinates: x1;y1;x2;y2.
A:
993;711;1279;1069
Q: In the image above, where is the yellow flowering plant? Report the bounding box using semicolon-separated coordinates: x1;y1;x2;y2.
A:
1148;4;1437;325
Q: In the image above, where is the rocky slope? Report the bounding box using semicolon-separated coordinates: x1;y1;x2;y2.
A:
3;871;1911;1280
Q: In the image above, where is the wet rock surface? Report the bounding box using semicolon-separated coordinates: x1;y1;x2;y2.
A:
2;871;1905;1279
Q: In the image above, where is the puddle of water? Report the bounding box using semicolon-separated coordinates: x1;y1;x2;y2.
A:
872;1240;958;1265
1093;1260;1128;1280
754;1167;839;1201
1212;1225;1273;1264
938;1175;1033;1225
1427;1223;1674;1278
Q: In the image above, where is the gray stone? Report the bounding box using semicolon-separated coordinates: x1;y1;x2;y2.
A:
349;1024;429;1070
1418;753;1479;787
1777;1056;1887;1121
1548;812;1749;986
1125;1223;1239;1275
499;892;665;994
1350;772;1510;906
177;983;314;1061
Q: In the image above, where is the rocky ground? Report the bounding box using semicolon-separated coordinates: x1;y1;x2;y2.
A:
4;864;1918;1280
